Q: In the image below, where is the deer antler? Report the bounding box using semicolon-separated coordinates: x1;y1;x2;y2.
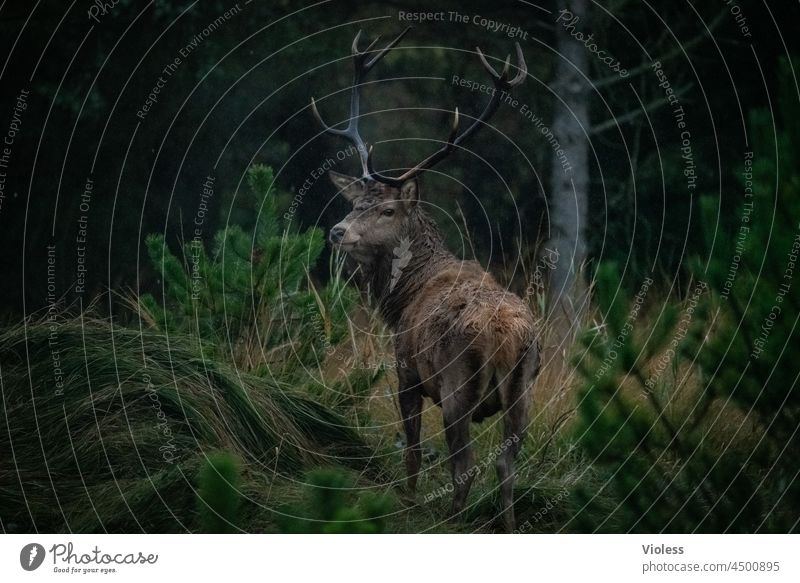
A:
369;42;527;185
312;31;527;186
311;27;411;180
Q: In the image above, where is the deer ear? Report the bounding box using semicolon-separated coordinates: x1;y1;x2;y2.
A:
400;179;418;206
328;171;363;202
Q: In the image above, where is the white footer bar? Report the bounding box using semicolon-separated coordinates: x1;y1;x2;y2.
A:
1;534;796;582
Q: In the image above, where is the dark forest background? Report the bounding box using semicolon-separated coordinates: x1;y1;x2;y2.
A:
1;0;796;315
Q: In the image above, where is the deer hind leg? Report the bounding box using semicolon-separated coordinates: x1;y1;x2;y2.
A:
496;354;536;532
441;355;491;518
443;404;473;517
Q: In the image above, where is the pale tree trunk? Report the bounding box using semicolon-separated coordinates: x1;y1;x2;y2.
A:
543;0;590;339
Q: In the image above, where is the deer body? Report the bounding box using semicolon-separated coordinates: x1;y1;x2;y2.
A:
314;29;537;531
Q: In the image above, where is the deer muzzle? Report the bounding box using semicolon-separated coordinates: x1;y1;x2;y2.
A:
329;224;346;243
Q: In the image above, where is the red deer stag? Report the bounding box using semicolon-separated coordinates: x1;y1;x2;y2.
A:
311;28;539;531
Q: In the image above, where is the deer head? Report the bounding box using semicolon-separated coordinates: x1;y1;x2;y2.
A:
311;29;526;263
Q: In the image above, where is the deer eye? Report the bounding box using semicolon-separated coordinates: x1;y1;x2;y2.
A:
381;208;395;217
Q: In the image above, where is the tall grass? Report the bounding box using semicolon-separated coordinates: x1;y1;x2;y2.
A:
0;315;373;532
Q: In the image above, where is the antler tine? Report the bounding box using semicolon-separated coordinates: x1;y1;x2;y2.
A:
477;44;527;87
476;46;500;79
351;30;362;53
310;97;346;136
354;32;381;58
369;43;527;184
501;54;511;79
364;26;410;70
449;107;461;141
510;42;527;86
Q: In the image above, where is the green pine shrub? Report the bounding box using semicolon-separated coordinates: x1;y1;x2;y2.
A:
277;468;394;534
568;59;800;533
197;452;242;534
137;164;356;378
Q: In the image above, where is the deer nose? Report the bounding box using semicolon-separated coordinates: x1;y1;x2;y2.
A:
329;225;346;243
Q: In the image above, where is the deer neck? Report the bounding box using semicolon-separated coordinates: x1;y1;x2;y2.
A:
363;210;453;329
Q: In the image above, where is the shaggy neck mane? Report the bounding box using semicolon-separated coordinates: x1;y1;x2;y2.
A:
358;208;454;329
